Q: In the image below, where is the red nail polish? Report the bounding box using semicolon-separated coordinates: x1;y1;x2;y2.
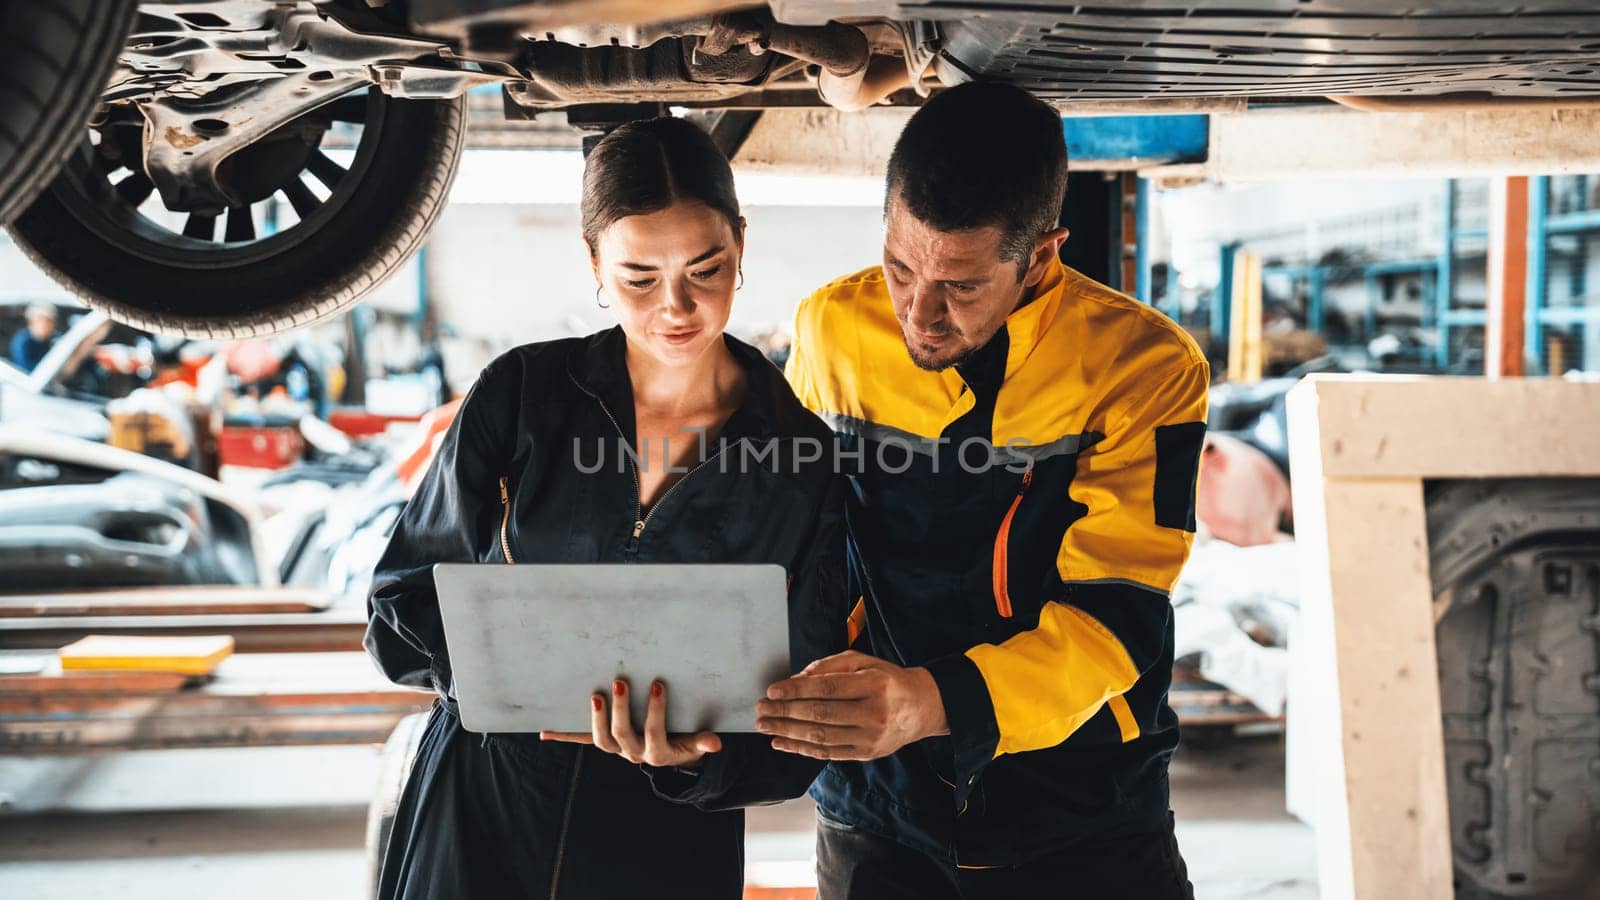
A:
651;682;663;698
614;680;625;696
592;695;603;711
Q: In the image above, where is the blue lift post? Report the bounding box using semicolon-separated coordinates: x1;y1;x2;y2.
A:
1435;180;1455;370
1135;177;1151;304
1307;266;1324;334
1216;242;1238;344
1527;175;1548;373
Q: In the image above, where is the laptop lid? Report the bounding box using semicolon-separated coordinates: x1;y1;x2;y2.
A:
433;562;790;734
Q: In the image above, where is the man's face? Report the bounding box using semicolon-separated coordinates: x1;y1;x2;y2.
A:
26;313;54;341
883;195;1051;371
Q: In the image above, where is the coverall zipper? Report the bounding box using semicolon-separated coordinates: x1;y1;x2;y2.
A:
496;474;585;890
497;473;582;898
595;400;730;555
498;475;515;564
991;468;1033;618
543;398;731;896
546;750;584;900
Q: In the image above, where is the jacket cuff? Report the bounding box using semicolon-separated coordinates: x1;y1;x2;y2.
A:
641;751;727;804
922;652;999;808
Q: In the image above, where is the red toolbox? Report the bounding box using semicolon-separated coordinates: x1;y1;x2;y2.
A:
217;424;305;469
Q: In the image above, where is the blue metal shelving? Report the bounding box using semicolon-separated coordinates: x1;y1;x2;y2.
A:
1433;180;1491;370
1160;175;1599;373
1526;175;1600;374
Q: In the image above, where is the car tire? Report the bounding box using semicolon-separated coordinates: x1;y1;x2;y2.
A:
1429;478;1600;899
0;0;137;225
9;92;467;338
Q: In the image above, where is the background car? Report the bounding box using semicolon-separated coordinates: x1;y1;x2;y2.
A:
0;425;271;589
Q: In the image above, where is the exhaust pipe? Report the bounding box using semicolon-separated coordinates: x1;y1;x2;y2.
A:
698;11;907;111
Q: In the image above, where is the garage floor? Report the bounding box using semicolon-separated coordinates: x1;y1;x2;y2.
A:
0;731;1315;899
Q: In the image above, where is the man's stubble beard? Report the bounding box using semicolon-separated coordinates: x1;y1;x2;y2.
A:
902;313;1010;371
905;343;974;372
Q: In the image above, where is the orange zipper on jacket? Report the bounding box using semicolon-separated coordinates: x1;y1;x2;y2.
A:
991;468;1032;618
498;475;516;564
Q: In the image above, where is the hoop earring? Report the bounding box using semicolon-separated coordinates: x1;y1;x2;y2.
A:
596;285;609;309
737;269;745;291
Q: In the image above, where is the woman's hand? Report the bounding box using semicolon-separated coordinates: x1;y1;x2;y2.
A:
540;678;723;768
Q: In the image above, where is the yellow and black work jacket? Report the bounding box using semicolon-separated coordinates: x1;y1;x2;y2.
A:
786;258;1209;866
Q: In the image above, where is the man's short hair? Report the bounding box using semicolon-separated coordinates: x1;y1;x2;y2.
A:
885;81;1068;270
24;302;55;322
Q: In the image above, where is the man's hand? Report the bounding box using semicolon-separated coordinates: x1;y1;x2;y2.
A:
755;650;948;761
540;679;722;768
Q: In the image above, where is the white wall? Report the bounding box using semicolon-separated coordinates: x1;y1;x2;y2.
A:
0;233;74;302
420;202;886;353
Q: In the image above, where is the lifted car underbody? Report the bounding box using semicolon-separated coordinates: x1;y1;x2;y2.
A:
108;1;1600;216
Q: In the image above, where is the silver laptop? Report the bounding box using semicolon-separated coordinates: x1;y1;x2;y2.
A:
433;563;791;734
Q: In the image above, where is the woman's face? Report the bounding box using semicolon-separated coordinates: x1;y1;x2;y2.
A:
592;200;744;368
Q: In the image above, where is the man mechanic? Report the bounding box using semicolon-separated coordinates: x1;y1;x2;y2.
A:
765;81;1208;899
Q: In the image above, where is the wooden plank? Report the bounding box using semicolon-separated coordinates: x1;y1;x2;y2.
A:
1286;378;1457;900
0;652;433;753
0;660;193;696
1196;106;1600;182
0;710;423;752
1486;176;1529;378
1289;376;1600;480
0;587;331;619
0;609;368;653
